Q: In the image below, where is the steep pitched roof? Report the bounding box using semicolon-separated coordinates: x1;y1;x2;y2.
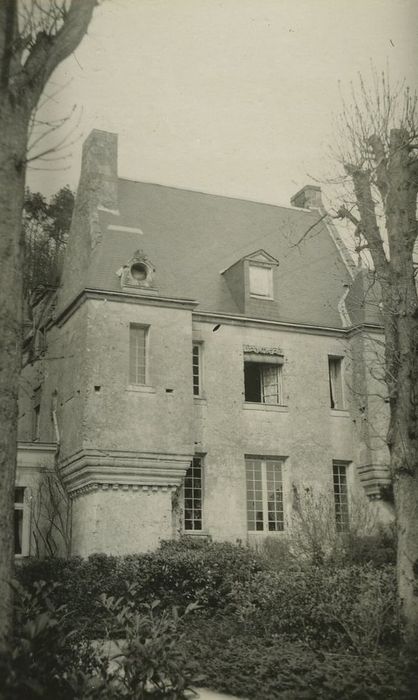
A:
84;179;353;328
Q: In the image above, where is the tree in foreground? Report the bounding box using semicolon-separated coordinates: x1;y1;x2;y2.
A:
335;72;418;644
0;0;97;649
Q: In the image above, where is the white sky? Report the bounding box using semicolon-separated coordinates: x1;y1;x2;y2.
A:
28;0;417;209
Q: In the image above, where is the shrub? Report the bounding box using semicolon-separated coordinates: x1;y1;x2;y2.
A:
1;580;201;699
181;617;418;700
228;563;398;652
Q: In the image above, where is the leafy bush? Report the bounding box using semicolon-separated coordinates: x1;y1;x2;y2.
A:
228;563;398;652
16;539;265;635
181;617;418;700
0;580;201;699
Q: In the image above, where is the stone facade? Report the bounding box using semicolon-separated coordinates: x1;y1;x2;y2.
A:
16;130;392;557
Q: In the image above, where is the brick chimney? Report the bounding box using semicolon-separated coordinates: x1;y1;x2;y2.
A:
290;185;323;210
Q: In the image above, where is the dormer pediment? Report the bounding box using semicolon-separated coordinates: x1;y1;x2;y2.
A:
244;249;279;267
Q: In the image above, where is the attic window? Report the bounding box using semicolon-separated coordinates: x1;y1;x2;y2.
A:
131;262;147;282
249;264;273;299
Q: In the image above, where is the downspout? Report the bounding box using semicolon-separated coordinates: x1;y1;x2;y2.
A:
51;391;72;556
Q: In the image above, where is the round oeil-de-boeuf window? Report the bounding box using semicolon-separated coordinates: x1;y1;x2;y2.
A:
130;262;148;281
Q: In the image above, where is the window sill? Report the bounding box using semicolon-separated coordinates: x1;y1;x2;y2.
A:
243;402;288;412
247;530;286;536
193;395;207;403
330;408;350;417
183;530;210;537
126;384;156;394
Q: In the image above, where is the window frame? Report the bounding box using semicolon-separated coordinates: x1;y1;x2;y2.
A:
328;356;345;410
248;263;274;300
192;343;203;397
245;456;285;533
244;358;284;406
129;324;149;386
184;456;204;532
14;486;30;557
332;461;350;532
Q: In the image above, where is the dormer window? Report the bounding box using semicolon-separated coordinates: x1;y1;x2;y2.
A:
249;263;273;299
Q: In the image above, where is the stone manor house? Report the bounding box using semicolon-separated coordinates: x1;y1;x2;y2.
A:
16;130;392;558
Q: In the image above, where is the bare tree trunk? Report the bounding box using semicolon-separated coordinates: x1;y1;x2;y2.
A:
0;0;97;650
0;100;29;648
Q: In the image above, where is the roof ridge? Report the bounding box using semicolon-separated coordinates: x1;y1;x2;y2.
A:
117;176;314;213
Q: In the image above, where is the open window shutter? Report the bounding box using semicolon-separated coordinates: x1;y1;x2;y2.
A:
261;365;279;404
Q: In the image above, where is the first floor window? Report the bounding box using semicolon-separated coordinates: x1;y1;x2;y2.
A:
192;344;202;396
14;487;25;555
129;324;148;384
328;357;344;409
246;457;284;532
184;457;203;531
244;361;283;404
333;461;349;532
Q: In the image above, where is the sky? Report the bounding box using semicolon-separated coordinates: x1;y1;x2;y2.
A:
28;0;417;210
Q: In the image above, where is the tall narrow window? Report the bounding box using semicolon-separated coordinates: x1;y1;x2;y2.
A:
328;357;344;409
246;457;284;532
192;344;202;396
14;487;25;555
333;462;349;532
32;386;41;441
184;457;203;531
129;325;147;385
244;361;283;404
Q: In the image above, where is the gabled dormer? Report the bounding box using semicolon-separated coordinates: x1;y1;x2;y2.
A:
222;249;279;314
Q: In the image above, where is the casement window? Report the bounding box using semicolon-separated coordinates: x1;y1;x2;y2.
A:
333;461;349;532
14;487;27;556
328;357;344;409
192;344;202;396
246;457;284;532
244;356;283;405
129;324;148;385
249;264;273;299
184;457;203;531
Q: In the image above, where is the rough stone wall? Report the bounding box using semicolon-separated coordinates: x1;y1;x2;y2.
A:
192;319;366;543
71;487;173;556
82;298;194;455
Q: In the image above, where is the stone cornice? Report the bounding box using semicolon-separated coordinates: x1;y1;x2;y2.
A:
54;288;198;328
194;311;384;337
60;448;192;495
71;482;179;500
357;462;391;498
17;442;57;469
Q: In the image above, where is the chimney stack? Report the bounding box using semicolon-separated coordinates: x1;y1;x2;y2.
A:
79;129;119;211
290;185;323;210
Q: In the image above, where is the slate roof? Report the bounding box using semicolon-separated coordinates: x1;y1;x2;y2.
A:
85;179;354;328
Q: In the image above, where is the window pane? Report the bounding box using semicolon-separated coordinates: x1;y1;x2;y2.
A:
192;345;201;396
329;358;343;409
14;509;23;555
14;487;25;504
333;462;349;532
261;365;281;405
266;461;284;531
129;326;147;384
249;265;272;297
184;457;203;531
244;363;261;402
246;459;264;530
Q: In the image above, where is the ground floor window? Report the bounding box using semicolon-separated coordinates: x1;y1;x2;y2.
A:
333;461;349;532
184;457;203;531
246;456;284;532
